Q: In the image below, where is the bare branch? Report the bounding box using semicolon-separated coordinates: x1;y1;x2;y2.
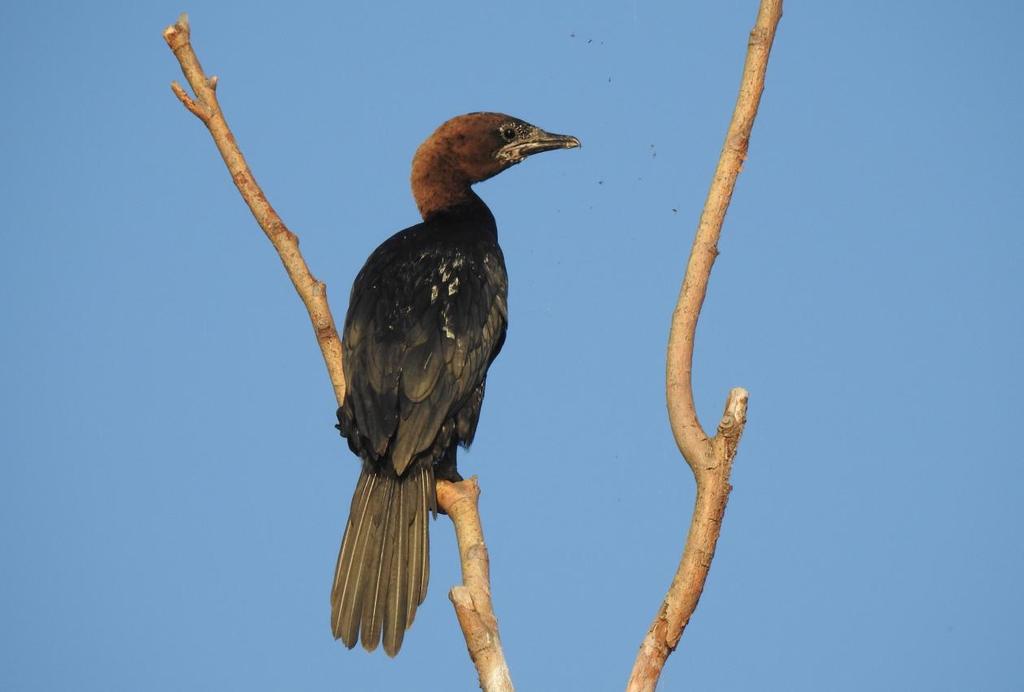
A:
436;478;514;692
162;13;346;406
628;1;781;690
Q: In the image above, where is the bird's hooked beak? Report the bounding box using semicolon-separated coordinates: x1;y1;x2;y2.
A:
497;128;581;164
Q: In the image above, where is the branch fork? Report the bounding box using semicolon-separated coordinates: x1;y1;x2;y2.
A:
627;2;781;690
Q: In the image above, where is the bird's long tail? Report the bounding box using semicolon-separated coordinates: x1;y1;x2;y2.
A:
331;460;434;656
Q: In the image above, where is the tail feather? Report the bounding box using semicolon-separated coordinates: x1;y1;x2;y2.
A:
332;462;433;656
382;478;410;656
361;476;395;650
406;468;429;626
332;471;376;647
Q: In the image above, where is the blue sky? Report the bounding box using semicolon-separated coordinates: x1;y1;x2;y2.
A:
2;1;1022;690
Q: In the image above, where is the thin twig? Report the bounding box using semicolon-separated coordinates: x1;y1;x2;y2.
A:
627;1;781;690
162;13;511;686
437;478;514;692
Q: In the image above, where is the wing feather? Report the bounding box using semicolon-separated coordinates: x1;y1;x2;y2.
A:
339;222;508;472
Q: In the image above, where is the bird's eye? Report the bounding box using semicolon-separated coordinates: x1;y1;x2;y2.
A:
501;126;516;142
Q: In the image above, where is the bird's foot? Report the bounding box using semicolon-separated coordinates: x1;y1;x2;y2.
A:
434;465;463;483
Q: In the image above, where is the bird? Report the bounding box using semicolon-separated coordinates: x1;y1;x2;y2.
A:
331;113;579;656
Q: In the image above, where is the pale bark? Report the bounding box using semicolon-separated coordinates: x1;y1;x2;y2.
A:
162;15;345;407
437;479;515;692
627;1;782;690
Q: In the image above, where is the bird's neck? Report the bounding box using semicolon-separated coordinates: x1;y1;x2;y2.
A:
411;143;482;221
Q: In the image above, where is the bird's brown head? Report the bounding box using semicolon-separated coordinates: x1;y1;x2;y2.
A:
411;112;580;220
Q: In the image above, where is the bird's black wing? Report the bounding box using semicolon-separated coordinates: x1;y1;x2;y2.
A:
339;224;507;476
